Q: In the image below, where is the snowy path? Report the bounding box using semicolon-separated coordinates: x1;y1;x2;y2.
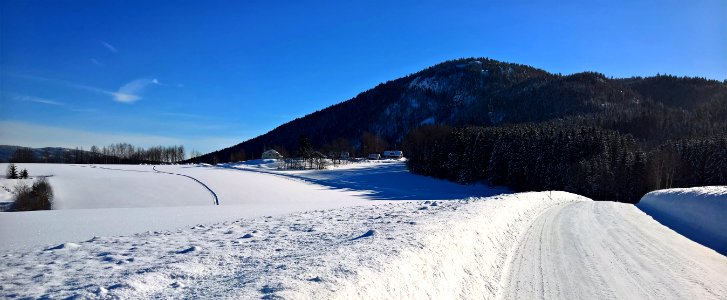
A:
501;201;727;299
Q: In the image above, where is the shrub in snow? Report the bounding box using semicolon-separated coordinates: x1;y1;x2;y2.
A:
12;177;54;211
19;169;29;179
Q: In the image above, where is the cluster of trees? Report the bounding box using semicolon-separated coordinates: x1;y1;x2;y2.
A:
403;124;725;203
12;177;53;211
648;137;727;190
5;164;29;179
280;136;332;170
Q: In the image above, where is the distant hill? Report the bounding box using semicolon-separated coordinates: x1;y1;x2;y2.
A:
195;57;727;163
0;145;92;163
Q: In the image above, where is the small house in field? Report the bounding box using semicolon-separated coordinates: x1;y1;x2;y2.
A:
261;149;283;159
368;153;381;160
383;150;403;159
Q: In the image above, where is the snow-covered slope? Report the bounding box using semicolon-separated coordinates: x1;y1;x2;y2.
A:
4;191;726;299
637;186;727;255
0;192;584;299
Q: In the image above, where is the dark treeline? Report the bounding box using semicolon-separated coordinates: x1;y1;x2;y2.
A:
7;143;186;164
88;143;186;164
403;124;727;203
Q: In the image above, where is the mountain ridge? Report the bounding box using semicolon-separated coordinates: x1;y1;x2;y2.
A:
194;57;727;163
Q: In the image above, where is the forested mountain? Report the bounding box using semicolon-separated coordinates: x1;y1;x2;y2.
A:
197;58;726;163
194;58;727;202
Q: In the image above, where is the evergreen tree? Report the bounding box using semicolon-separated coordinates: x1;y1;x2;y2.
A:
6;164;18;179
297;135;313;159
19;169;29;179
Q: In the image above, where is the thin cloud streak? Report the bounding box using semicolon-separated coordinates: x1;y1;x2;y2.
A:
101;41;118;53
13;94;66;106
9;73;159;104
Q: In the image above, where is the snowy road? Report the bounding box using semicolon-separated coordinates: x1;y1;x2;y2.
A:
501;201;727;299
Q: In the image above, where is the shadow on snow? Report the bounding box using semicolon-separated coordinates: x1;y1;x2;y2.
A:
219;161;509;201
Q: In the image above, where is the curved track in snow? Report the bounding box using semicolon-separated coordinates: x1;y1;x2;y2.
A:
500;201;727;299
152;166;219;205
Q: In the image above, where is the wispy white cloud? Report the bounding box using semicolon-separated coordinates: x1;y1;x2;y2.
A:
115;78;161;103
10;73;161;104
101;41;118;53
147;78;184;88
13;94;66;106
90;58;104;66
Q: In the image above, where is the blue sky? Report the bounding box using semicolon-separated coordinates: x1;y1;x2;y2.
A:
1;0;725;155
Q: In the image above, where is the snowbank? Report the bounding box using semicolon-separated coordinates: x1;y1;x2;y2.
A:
0;191;588;299
637;186;727;255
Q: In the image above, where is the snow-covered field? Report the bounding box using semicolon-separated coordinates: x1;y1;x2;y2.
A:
637;186;727;255
0;164;213;209
1;161;726;299
0;161;503;250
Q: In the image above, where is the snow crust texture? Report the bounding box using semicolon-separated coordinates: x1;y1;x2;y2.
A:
0;192;582;299
637;186;727;255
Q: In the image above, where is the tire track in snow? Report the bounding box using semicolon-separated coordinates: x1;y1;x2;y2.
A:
152;166;219;205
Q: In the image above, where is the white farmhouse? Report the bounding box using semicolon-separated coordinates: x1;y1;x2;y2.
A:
261;149;283;159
